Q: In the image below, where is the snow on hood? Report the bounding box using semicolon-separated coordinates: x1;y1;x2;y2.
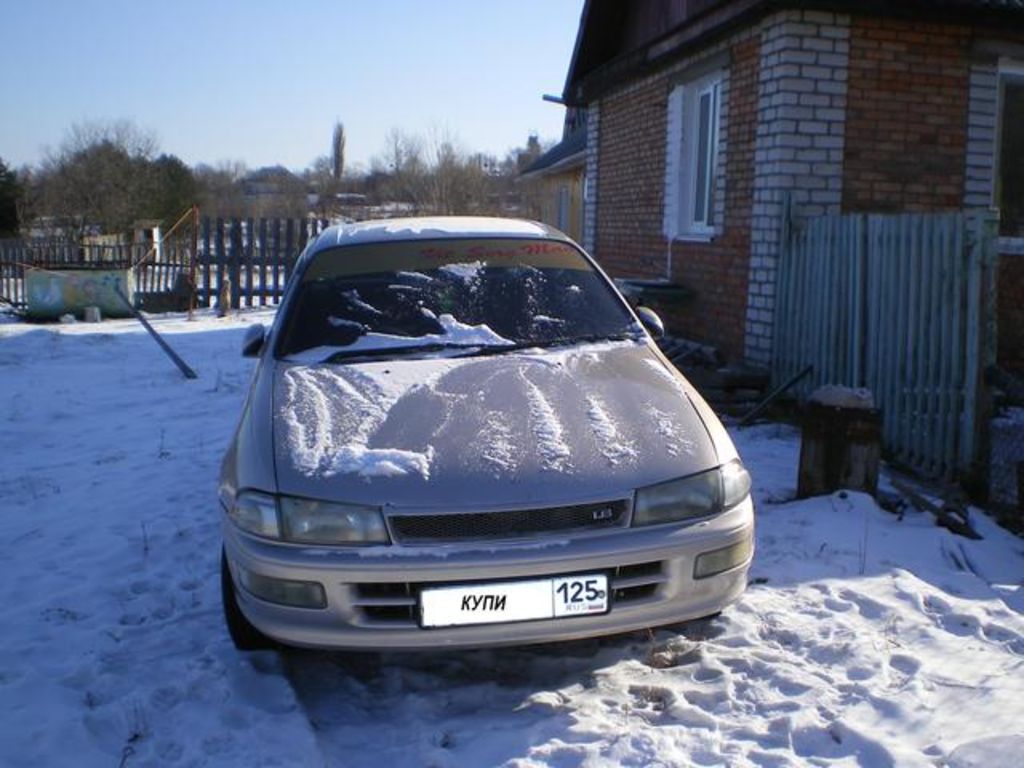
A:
272;341;719;507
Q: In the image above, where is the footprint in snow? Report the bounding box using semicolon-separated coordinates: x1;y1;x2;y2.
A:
845;666;875;682
149;685;183;712
886;653;921;689
682;687;730;714
41;606;89;624
691;665;725;683
627;685;677;723
980;623;1024;655
838;589;889;621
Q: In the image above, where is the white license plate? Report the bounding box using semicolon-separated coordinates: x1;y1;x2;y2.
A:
420;574;609;628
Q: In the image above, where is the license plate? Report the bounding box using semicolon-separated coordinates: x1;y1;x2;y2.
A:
420;573;609;628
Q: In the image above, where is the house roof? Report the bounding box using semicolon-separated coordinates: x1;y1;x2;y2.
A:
519;130;587;179
564;0;1024;105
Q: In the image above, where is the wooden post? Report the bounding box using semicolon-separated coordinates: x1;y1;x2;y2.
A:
201;216;211;309
271;218;282;302
258;218;268;307
243;217;254;309
229;220;242;310
284;219;295;287
214;218;225;310
798;399;882;498
113;284;197;379
961;211;999;501
189;205;199;318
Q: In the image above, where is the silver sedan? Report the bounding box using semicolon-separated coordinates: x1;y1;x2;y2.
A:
219;217;754;650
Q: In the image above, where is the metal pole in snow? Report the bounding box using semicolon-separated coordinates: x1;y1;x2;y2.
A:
113;284;198;380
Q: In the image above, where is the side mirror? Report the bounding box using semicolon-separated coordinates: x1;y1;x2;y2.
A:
242;323;266;358
635;306;665;339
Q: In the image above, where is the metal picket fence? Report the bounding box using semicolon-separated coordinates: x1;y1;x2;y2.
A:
772;203;999;486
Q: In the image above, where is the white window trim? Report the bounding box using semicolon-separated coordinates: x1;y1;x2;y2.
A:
664;71;724;242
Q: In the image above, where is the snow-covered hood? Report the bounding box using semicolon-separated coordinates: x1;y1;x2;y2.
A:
270;340;720;508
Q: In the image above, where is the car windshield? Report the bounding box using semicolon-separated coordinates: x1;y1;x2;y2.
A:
275;237;639;361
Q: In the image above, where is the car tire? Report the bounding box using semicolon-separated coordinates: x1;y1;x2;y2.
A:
221;550;279;651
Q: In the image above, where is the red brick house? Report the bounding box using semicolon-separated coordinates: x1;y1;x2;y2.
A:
562;0;1024;371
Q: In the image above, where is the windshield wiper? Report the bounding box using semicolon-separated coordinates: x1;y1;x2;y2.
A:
454;330;644;358
321;342;487;363
317;330;643;363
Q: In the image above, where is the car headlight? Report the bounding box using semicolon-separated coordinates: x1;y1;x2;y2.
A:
633;459;751;526
227;492;389;545
228;490;282;539
279;496;389;545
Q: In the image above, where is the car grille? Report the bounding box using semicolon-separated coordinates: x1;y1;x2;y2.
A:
387;499;630;544
351;560;667;627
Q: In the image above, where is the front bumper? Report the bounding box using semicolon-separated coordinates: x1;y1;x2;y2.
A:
222;498;754;650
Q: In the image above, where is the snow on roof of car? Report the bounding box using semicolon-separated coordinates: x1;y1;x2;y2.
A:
314;216;565;252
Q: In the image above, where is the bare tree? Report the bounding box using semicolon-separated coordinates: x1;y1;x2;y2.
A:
63;119;158;161
424;129;493;215
33;120;173;235
306;155;336;217
194;160;249;217
374;129;431;211
350;129;558;220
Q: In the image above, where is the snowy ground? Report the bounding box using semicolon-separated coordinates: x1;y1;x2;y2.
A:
0;309;1022;767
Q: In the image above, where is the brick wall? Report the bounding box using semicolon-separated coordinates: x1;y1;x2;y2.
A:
745;10;851;364
588;7;1021;368
594;35;759;360
661;37;759;360
843;17;971;212
595;78;669;280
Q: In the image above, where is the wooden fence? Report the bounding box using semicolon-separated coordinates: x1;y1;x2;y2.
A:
195;217;328;309
772;205;998;483
0;217;326;310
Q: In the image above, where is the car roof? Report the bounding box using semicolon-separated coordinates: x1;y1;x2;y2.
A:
309;216;570;255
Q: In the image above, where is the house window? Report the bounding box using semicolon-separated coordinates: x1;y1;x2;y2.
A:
998;64;1024;238
664;71;723;239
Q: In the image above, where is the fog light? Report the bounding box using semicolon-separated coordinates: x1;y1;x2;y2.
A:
238;568;326;609
694;537;753;580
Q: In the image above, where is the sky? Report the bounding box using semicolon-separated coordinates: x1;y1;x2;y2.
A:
0;0;585;174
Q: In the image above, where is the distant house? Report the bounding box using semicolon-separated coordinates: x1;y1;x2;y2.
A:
520;110;587;243
240;166;308;218
562;0;1024;370
242;165;303;198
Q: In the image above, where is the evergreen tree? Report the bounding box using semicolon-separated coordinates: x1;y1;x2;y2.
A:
0;157;20;236
144;154;197;227
332;122;346;181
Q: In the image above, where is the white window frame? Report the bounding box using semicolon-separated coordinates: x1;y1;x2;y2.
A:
664;70;723;241
997;59;1024;248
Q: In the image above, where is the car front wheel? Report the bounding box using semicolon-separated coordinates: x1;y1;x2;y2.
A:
221;549;278;651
